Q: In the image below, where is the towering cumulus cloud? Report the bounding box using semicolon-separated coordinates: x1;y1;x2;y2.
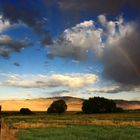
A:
47;20;103;60
47;14;140;86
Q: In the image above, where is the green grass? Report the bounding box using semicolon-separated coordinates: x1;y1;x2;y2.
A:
18;125;140;140
2;112;140;140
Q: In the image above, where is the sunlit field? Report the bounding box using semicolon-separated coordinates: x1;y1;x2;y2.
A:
0;97;83;111
1;111;140;140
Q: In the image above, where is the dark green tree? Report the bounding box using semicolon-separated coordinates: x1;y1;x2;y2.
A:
47;100;67;114
82;97;123;114
19;108;32;115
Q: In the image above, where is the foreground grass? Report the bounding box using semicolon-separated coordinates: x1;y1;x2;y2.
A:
3;112;140;123
18;125;140;140
2;112;140;140
3;112;140;128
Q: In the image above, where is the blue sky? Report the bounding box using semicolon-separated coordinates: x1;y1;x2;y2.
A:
0;0;140;100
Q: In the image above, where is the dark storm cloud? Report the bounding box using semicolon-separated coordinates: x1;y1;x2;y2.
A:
0;0;52;45
58;0;140;14
0;0;44;32
43;0;55;7
0;35;32;58
102;25;140;85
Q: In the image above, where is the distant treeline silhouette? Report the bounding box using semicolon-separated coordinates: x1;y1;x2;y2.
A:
82;97;123;114
18;97;123;114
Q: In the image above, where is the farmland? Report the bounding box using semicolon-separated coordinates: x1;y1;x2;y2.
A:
1;111;140;140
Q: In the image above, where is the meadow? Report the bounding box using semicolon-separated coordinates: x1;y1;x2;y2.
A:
1;111;140;140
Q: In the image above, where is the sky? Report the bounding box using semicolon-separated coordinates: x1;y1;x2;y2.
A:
0;0;140;100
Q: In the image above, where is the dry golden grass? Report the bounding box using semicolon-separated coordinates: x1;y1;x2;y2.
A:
0;99;83;111
10;119;140;129
1;119;17;140
117;104;140;110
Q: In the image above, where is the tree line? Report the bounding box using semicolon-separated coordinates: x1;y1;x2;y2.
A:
19;97;123;115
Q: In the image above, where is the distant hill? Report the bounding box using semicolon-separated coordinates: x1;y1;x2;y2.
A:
46;96;84;102
0;96;140;111
114;100;140;110
0;96;83;111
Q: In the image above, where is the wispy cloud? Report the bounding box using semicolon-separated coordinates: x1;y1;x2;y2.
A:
87;85;134;94
0;73;97;89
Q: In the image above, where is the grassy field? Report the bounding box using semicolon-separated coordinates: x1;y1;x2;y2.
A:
2;112;140;140
18;125;140;140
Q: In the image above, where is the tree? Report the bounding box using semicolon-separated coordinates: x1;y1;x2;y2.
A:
47;100;67;114
82;97;123;114
19;108;32;115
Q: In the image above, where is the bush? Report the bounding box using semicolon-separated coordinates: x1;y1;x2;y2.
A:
19;108;32;115
82;97;123;114
47;99;67;114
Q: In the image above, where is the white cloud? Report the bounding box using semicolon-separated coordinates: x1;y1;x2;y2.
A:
48;15;136;62
47;19;103;59
0;73;97;89
76;20;94;28
98;15;116;36
0;15;11;33
98;15;107;25
107;21;116;36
